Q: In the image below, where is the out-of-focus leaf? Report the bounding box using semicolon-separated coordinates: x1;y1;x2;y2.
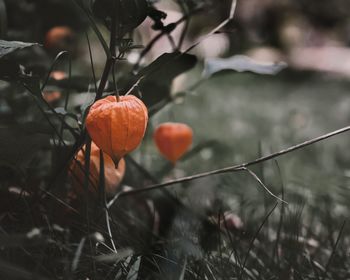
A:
47;75;91;92
203;55;287;78
0;40;38;60
93;0;148;36
127;52;197;111
0;124;52;175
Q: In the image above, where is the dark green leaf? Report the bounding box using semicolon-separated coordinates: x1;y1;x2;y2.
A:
93;0;149;35
138;52;197;78
0;40;41;82
133;52;197;110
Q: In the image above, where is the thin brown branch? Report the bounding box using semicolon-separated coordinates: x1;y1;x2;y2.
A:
244;167;287;204
108;124;350;204
125;76;144;96
93;0;118;102
184;0;237;53
132;0;236;84
133;7;204;72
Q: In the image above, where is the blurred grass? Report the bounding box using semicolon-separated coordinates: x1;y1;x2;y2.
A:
149;70;350;187
141;69;350;234
137;70;350;279
4;64;350;278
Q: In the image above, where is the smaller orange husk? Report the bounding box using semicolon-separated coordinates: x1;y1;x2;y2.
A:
45;26;74;50
153;122;193;164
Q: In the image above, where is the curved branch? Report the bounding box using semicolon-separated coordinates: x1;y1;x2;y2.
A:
109;124;350;202
184;0;237;53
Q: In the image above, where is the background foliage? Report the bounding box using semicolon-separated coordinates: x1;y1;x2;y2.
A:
1;0;350;279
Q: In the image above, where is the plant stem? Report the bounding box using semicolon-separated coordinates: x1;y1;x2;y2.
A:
94;0;118;102
114;124;350;198
46;1;119;192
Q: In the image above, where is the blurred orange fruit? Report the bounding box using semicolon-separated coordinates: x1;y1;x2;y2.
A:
45;26;75;51
153;122;193;164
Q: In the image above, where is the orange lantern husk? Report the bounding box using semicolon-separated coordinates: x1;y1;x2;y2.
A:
86;95;148;165
69;142;126;196
153;122;193;164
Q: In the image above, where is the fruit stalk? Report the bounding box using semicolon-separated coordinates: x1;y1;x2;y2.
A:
95;0;118;102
